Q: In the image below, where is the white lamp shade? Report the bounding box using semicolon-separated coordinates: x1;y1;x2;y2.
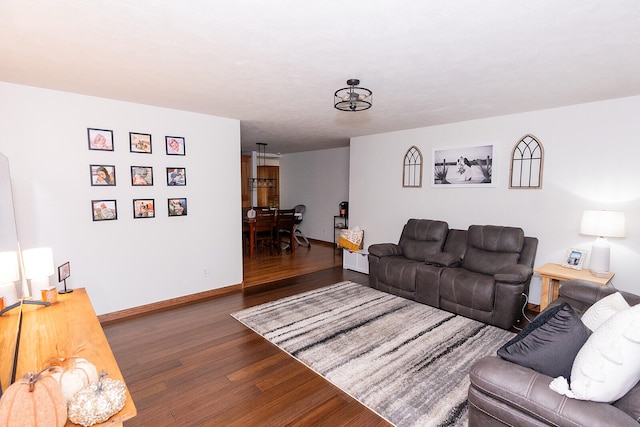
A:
0;282;19;306
579;210;626;238
22;247;54;279
0;251;19;284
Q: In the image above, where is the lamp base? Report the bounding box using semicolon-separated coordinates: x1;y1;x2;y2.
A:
590;269;610;278
58;279;73;294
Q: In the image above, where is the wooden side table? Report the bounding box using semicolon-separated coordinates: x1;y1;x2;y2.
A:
534;263;614;311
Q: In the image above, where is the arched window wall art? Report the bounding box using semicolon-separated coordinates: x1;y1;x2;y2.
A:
510;134;544;189
403;146;423;188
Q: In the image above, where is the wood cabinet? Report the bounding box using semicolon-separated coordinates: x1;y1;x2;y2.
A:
241;155;252;208
257;165;279;208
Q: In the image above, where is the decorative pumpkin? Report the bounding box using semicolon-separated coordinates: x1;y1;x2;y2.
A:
0;369;67;427
67;371;126;427
48;356;99;402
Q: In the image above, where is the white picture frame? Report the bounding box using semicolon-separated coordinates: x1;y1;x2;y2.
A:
562;248;588;270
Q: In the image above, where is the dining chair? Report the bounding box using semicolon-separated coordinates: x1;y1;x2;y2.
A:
254;209;276;255
275;208;296;253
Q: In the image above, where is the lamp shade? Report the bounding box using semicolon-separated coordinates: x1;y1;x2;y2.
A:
0;251;19;284
579;210;626;238
22;247;54;279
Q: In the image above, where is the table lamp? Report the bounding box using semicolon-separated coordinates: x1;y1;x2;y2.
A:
579;210;626;277
22;247;54;301
0;251;20;309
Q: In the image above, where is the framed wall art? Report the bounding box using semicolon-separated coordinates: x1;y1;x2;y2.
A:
87;128;114;151
166;167;186;186
91;200;117;221
432;144;494;187
166;136;185;155
90;164;116;186
131;166;153;186
168;198;187;216
133;199;155;218
562;248;588;270
130;132;152;153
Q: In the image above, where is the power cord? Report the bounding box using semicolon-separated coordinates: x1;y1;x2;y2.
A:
512;293;532;332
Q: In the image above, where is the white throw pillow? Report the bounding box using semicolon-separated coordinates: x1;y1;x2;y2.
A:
552;303;640;402
581;292;629;332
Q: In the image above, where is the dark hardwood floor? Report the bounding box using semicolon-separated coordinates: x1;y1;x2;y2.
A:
103;241;392;426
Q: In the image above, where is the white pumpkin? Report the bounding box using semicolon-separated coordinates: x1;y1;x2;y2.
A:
49;357;99;402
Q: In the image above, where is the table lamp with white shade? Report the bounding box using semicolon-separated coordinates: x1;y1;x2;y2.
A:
0;251;20;310
579;210;626;277
22;247;54;301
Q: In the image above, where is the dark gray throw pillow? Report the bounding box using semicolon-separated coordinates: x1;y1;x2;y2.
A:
497;303;591;379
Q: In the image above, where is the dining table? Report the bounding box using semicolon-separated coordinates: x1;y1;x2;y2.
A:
244;212;296;257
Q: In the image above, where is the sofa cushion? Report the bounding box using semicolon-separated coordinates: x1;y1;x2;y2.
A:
581;291;629;332
462;225;524;275
398;219;448;261
376;256;420;293
439;268;496;312
497;303;591;379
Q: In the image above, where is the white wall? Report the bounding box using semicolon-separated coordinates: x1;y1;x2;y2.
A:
349;96;640;304
0;82;242;315
280;147;350;243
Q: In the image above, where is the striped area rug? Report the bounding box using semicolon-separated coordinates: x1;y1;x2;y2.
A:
232;281;514;426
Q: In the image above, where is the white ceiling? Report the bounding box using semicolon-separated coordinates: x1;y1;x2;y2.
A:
2;1;640;154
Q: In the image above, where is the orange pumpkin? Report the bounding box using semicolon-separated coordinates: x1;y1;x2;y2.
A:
0;369;67;427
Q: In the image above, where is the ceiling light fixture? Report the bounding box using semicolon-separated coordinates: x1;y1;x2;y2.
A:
334;79;372;112
250;143;277;188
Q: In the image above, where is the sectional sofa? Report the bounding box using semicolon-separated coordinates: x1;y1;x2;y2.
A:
367;219;538;330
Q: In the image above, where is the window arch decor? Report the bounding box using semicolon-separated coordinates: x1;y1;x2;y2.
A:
403;146;423;188
510;134;544;189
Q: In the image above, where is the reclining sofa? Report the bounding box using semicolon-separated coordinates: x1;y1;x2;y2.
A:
468;280;640;426
367;219;538;330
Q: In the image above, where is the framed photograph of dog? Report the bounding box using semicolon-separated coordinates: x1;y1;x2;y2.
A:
432;145;495;187
562;248;588;270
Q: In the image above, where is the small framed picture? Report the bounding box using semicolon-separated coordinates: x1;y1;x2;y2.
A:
168;198;187;216
92;200;117;221
562;248;588;270
131;166;153;186
90;165;116;186
88;128;114;151
167;167;186;186
130;132;152;153
133;199;155;218
166;136;185;155
58;262;70;282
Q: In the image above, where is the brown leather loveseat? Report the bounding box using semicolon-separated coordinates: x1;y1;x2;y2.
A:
367;219;538;330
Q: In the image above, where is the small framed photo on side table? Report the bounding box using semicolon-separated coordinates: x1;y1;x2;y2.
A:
562;248;588;270
57;262;72;294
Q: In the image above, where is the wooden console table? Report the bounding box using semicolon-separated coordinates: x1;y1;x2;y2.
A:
17;288;136;427
534;263;615;311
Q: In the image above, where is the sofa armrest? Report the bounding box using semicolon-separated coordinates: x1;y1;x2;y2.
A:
368;243;403;258
469;356;637;426
493;264;532;284
424;251;461;267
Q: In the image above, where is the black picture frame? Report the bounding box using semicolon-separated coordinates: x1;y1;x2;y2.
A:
92;200;118;221
87;128;114;151
166;167;186;186
133;199;155;218
166;136;185;155
130;132;152;153
58;262;70;282
168;198;187;216
131;166;153;186
90;164;116;186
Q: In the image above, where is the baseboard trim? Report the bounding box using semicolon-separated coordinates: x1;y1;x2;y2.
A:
98;283;242;325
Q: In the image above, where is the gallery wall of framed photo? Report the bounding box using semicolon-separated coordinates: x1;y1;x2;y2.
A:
88;128;188;222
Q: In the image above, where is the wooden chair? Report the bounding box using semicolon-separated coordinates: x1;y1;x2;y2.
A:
254;209;276;255
275;209;296;253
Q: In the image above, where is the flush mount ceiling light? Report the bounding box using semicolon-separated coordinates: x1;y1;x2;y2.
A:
334;79;373;112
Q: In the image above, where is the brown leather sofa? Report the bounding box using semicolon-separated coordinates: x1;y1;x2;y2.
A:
367;219;538;330
468;280;640;426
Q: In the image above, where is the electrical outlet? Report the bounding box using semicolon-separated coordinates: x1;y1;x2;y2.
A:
203;268;209;277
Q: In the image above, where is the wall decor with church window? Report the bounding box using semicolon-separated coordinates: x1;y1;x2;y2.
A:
402;146;423;188
510;134;544;189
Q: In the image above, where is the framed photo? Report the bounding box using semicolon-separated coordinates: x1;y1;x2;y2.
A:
130;132;152;153
562;248;588;270
90;164;116;186
166;167;186;186
432;144;494;187
58;262;70;282
87;128;114;151
166;136;185;155
168;198;187;216
91;200;117;221
133;199;155;218
131;166;153;186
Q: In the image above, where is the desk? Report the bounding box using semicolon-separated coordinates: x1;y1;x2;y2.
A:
534;263;615;311
18;289;136;427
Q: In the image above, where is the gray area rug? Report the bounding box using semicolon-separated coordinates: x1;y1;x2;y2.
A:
232;281;514;427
